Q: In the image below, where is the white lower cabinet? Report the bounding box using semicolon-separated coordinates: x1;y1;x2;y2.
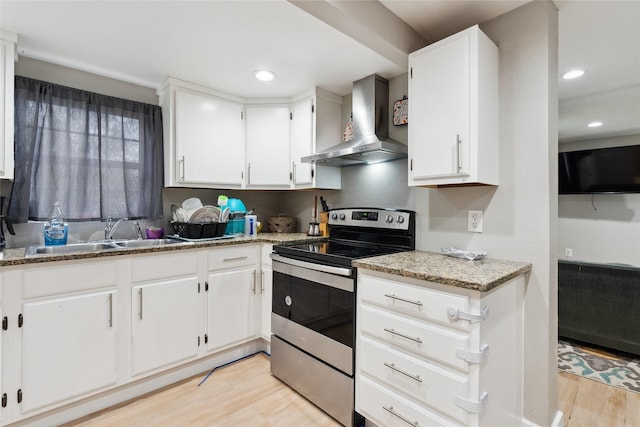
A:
206;245;260;353
131;277;200;376
21;290;118;414
130;251;202;377
206;268;259;352
0;243;271;425
356;271;524;427
11;260;120;419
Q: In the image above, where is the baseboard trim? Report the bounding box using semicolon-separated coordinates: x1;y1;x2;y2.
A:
522;410;564;427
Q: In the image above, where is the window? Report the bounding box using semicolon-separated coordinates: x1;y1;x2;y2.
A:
9;76;164;222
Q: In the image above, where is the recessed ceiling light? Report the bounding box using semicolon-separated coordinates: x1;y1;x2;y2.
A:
587;121;603;128
254;70;276;82
561;69;585;80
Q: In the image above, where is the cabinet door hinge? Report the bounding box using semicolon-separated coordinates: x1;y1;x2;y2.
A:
290;112;293;120
198;282;201;293
2;393;7;408
17;389;22;404
311;104;315;113
2;316;7;331
204;334;208;344
410;159;413;171
311;167;314;179
205;281;209;292
410;67;413;79
197;336;201;346
241;111;244;120
18;314;23;328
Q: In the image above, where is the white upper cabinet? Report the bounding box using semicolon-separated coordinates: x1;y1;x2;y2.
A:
158;78;245;188
159;78;342;190
408;25;498;187
290;89;342;190
245;104;291;188
0;31;16;180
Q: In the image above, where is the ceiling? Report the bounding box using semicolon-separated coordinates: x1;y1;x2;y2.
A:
1;0;638;143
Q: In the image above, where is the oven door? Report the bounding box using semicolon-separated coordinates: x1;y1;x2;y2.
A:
271;256;354;376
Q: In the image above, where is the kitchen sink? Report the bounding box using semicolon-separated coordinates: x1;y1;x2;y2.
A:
25;241;119;256
112;238;186;248
25;238;190;257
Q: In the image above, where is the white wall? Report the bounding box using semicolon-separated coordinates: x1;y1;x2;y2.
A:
284;3;560;425
558;134;640;267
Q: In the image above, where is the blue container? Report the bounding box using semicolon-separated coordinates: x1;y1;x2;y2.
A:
44;223;68;246
225;218;245;235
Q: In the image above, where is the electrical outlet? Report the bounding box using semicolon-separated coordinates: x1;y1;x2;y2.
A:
468;210;483;233
565;248;573;257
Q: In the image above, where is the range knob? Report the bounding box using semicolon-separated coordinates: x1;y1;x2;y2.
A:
331;213;338;220
338;213;346;220
385;215;394;223
396;215;405;224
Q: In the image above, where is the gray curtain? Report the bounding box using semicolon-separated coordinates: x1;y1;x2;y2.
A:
9;76;164;222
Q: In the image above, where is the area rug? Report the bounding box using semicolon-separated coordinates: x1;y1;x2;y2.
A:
558;339;640;393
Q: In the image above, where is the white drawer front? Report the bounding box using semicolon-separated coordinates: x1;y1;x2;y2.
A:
357;375;459;427
131;251;198;283
360;305;470;371
208;245;258;270
358;336;468;424
360;274;470;331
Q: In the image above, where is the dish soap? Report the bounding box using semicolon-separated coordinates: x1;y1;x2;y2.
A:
44;202;68;246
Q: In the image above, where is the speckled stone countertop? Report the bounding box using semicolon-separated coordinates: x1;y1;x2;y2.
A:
353;250;532;292
0;233;324;267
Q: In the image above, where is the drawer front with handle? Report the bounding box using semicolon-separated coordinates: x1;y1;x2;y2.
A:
358;336;469;424
360;305;470;371
356;375;457;427
360;274;471;331
208;245;258;270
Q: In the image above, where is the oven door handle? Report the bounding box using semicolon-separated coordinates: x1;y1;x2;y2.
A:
270;254;353;277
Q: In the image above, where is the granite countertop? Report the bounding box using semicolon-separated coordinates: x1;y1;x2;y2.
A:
353;250;532;292
0;233;324;267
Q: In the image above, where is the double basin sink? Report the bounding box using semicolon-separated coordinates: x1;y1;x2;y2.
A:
25;238;189;257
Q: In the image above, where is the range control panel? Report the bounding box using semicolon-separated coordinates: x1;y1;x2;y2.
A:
327;208;413;231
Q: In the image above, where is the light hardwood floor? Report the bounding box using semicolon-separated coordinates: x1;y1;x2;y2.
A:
558;371;640;427
64;353;340;427
64;354;639;427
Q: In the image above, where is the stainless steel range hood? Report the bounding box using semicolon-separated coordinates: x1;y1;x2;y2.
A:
302;74;407;166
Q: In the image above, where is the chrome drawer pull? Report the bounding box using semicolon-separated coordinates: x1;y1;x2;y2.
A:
384;328;423;344
446;306;489;323
384;293;423;307
138;288;143;320
108;293;113;328
384;362;422;383
223;256;248;262
383;406;418;426
455;391;489;414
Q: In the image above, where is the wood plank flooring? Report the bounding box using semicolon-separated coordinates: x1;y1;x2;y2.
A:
65;354;639;427
558;371;640;427
63;353;340;427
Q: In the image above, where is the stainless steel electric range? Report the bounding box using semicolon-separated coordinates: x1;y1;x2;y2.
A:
270;207;416;426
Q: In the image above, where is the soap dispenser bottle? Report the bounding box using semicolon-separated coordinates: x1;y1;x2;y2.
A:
44;202;68;246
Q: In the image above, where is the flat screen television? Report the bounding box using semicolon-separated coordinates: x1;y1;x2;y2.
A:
559;145;640;194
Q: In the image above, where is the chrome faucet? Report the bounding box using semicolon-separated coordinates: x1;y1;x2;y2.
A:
133;221;144;240
105;217;128;239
